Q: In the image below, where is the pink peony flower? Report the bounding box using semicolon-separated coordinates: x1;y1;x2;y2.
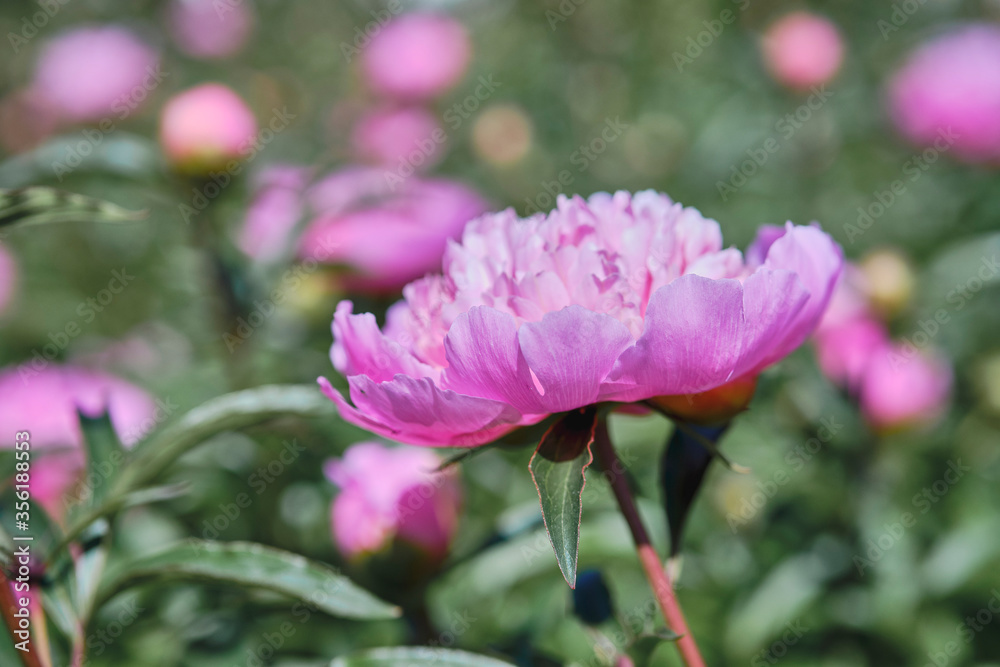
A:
0;244;17;315
814;317;889;392
159;83;258;173
761;12;844;89
888;24;1000;164
167;0;255;60
362;14;471;100
0;365;158;518
32;26;160;124
297;167;489;292
320;191;843;446
351;106;444;169
860;343;952;432
325;441;461;560
237;165;311;262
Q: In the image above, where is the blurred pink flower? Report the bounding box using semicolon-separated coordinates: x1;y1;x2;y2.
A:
0;365;158;518
762;12;844;89
159;83;258;173
888;24;1000;164
298;167;488;292
0;244;17;315
352;106;444;169
320;191;843;446
814;317;889;392
168;0;255;59
325;441;461;560
362;14;471;100
32;26;160;124
237;165;311;262
860;343;952;432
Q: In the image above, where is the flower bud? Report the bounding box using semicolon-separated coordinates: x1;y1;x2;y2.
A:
325;442;461;562
858;248;914;318
159;83;258;174
860;343;951;433
168;0;254;60
761;12;844;90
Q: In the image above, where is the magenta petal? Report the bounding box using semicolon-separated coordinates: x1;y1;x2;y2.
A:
319;376;530;447
602;275;744;401
442;306;545;414
732;268;810;376
518;305;634;412
331;301;436;383
755;223;842;369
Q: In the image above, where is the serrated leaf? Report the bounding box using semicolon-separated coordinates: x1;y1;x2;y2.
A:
98;540;400;620
529;406;598;589
329;647;515;666
0;187;146;229
661;423;729;557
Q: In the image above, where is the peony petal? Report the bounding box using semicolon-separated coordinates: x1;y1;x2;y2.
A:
601;275;744;401
517;305;635;412
331;301;437;383
755;223;842;368
731;268;810;377
442;306;545;414
319;376;531;447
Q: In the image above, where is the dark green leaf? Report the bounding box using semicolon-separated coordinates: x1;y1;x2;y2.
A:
528;406;598;589
78;411;125;509
0;187;145;229
329;647;514;666
660;423;729;557
97;540;400;620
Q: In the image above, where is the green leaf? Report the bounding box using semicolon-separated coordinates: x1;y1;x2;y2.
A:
98;540;400;621
0;187;145;230
78;411;125;509
627;631;682;666
329;647;514;666
528;406;598;589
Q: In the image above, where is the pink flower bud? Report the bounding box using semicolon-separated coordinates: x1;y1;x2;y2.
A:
351;106;444;169
237;165;310;262
814;317;889;392
761;12;844;89
888;24;1000;165
159;83;258;173
325;442;461;561
32;26;160;124
860;343;952;432
362;14;471;100
167;0;255;60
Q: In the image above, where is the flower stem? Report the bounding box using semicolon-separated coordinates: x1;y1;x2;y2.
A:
0;569;46;667
593;421;706;667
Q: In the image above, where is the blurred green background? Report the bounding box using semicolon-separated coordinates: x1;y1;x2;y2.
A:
1;0;1000;665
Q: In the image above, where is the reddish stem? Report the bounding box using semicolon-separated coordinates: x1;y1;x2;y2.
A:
593;422;706;667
